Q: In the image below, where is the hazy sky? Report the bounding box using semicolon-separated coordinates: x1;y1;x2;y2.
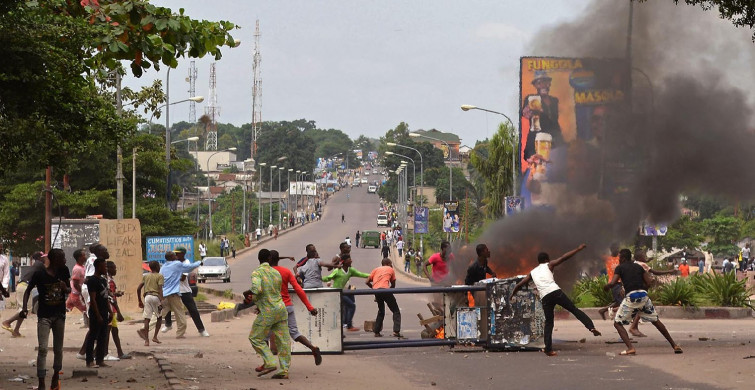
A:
126;0;594;145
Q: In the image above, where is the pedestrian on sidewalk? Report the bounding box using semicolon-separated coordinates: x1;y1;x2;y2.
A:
66;250;89;327
396;237;404;258
158;250;202;339
137;261;164;346
162;247;209;337
106;261;132;359
381;243;390;260
511;244;601;357
199;242;207;260
355;231;361;248
604;248;683;356
256;227;262;242
367;258;402;338
24;248;70;390
245;249;291;379
269;250;322;366
2;251;45;338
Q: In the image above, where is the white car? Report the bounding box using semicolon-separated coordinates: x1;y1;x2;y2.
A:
377;214;389;227
197;257;231;283
361;178;368;184
367;185;377;193
364;170;371;175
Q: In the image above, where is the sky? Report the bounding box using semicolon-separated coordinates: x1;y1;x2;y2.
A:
124;0;593;145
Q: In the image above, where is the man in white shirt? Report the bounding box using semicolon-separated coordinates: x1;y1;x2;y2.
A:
511;244;600;356
198;242;207;259
0;243;9;292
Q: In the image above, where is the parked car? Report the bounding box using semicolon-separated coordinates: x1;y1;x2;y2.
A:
197;257;231;283
364;170;371;175
361;178;368;184
368;185;377;193
377;214;389;227
361;230;380;248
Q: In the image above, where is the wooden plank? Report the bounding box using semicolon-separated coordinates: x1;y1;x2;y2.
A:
416;314;433;331
419;315;444;326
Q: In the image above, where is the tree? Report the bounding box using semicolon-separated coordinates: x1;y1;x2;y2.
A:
702;215;742;256
658;215;705;252
469;122;517;219
255;121;316;187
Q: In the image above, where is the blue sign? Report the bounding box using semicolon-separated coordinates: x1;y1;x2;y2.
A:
414;207;429;234
146;236;195;263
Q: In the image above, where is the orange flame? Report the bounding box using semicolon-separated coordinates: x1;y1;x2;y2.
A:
434;326;445;339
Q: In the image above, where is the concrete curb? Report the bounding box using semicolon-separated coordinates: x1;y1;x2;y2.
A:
209;306;256;322
154;354;183;390
556;306;754;320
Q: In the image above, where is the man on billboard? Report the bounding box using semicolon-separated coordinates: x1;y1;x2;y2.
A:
521;70;564;162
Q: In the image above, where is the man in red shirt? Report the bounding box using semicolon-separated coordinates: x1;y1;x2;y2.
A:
422;241;454;284
269;250;321;367
367;258;402;338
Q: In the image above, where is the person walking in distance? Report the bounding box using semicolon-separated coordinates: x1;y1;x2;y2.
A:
341;213;345;223
396;237;404;258
137;261;164;346
511;244;601;356
158;250;202;339
355;231;361;248
245;249;291;379
198;242;207;260
367;258;402;338
268;250;322;367
162;247;209;337
23;249;70;390
604;249;683;355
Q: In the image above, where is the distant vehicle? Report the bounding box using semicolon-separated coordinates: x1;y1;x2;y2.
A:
377;214;389;227
361;178;368;184
360;230;381;248
197;257;231;283
368;185;377;193
364;170;370;175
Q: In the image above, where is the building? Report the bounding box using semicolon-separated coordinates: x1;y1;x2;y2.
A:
412;129;462;161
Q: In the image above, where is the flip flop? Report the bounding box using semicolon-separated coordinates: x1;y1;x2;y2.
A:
254;365;266;373
2;324;13;333
256;366;277;377
543;350;558;357
118;353;133;359
271;373;289;379
312;347;322;366
619;350;636;356
673;345;683;354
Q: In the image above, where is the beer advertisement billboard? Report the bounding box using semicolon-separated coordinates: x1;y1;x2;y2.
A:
518;57;629;210
442;201;460;233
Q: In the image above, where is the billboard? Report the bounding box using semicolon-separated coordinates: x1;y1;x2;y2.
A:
504;196;523;216
353;149;363;160
518;57;629;210
639;221;668;236
289;181;317;196
442;201;460;233
146;235;195;263
414;206;429;234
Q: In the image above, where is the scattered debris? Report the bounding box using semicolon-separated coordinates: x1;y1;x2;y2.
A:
27;359;36;367
606;352;616;357
578;338;586;343
126;378;137;383
743;355;755;359
431;382;437;386
194;352;204;358
698;337;709;341
7;377;26;383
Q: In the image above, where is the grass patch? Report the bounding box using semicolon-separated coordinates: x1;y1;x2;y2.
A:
195;293;208;302
222;289;235;299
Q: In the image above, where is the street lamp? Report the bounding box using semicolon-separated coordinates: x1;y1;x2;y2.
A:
385;152;415;206
410;132;453;201
461;104;517;194
206;147;237;239
295;170;301;220
278;166;284;228
386;142;423;206
159;95;204;208
241;158;253;234
170;136;200;148
287;168;293;227
258;162;267;229
269;165;277;227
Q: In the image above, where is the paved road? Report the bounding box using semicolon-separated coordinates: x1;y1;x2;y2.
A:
202;173;755;389
205;172;432;338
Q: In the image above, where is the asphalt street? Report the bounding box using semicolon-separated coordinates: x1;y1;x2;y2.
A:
203;174;755;389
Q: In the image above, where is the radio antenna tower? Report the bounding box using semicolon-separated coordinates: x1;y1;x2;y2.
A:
205;62;220;151
187;61;198;123
251;20;262;158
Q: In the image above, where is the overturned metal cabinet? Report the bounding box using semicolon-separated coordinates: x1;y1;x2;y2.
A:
485;277;544;351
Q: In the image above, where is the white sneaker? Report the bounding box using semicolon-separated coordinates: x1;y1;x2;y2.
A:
199;330;210;337
160;325;172;333
104;354;120;361
75;353;85;360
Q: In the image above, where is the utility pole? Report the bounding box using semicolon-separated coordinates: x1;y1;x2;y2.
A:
250;20;262;159
205;63;219;151
116;71;125;219
188;61;198;123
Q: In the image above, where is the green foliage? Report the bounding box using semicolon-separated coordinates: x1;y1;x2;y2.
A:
570;275;613;308
658;215;704;252
469;122;516;218
222;289;235;299
652;277;699;308
692;272;753;308
434;167;475;203
702;215;742;256
255;120;317;187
